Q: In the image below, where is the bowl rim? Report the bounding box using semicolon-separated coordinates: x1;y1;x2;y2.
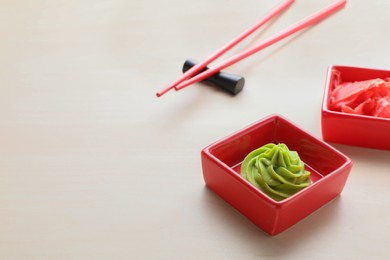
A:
203;114;353;206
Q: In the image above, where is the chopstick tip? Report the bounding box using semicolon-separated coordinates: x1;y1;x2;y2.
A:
156;86;175;97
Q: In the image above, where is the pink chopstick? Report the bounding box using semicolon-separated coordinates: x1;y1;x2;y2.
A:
156;0;295;97
175;0;347;92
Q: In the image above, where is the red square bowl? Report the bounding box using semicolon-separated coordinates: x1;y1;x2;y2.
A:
201;114;352;235
322;65;390;150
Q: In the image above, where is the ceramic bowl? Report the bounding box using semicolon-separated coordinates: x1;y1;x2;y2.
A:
201;114;352;235
322;65;390;150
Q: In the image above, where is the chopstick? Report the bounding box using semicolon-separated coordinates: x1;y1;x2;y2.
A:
156;0;295;97
175;0;347;92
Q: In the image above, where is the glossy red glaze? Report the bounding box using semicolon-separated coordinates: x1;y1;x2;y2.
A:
322;65;390;150
201;114;352;235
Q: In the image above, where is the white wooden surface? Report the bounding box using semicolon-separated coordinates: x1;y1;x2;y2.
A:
1;0;389;259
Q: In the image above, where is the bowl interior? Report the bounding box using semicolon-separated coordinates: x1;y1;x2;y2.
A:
208;115;348;183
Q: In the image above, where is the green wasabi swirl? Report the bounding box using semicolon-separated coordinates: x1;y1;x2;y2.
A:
240;143;311;201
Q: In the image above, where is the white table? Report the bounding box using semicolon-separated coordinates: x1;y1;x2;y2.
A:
1;0;389;258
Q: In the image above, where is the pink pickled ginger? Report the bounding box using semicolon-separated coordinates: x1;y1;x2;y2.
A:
330;74;390;118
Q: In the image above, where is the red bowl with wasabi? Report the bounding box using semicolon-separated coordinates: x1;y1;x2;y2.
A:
201;114;352;235
322;65;390;150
